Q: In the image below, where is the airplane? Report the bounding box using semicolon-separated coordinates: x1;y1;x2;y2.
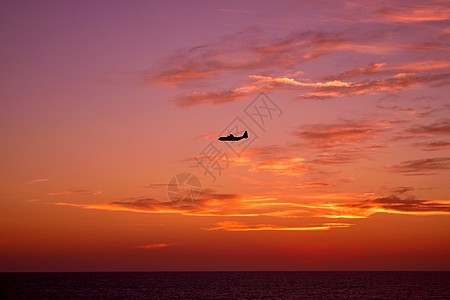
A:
218;131;248;141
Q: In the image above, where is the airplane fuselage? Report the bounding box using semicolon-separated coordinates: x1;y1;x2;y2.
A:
218;130;248;142
218;136;244;141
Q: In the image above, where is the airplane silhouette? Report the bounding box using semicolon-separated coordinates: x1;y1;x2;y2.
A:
218;131;248;141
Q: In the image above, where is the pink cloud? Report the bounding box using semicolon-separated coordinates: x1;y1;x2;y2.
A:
292;119;388;149
377;6;450;23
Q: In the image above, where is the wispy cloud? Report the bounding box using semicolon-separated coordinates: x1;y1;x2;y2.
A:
376;105;417;116
26;199;40;202
392;186;415;194
288;119;387;165
414;141;450;150
302;73;450;98
297;195;450;218
26;178;50;184
325;60;450;81
48;189;103;196
196;131;222;140
292;119;387;148
54;191;450;220
55;192;269;217
135;243;174;249
145;183;174;188
249;75;351;88
174;89;250;107
147;27;400;107
296;182;333;188
148;28;393;88
407;120;450;135
202;221;352;231
386;157;450;175
172;69;450;107
146;0;450;107
304;192;375;201
376;5;450;23
406;120;450;151
249;157;312;176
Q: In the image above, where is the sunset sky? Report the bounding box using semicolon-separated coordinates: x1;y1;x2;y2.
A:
1;0;449;271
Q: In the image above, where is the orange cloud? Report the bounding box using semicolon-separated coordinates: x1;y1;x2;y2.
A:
148;27;302;87
47;189;103;196
295;182;332;188
26;199;40;202
326;60;450;81
324;63;386;80
196;131;222;140
377;105;416;116
188;69;448;103
293;120;387;148
202;221;352;231
148;27;395;91
310;149;378;165
26;178;50;184
299;196;450;218
249;157;311;176
377;6;450;23
405;41;450;52
54;193;288;218
392;187;415;194
54;191;450;221
407;120;450;135
235;120;385;173
415;141;450;150
174;89;249;107
396;60;450;72
254;31;392;57
304;193;375;200
304;73;450;98
387;157;450;175
148;19;450;107
249;75;351;88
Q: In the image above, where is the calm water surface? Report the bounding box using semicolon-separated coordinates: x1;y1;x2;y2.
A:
1;271;448;299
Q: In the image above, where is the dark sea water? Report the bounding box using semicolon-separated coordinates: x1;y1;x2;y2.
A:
0;271;448;299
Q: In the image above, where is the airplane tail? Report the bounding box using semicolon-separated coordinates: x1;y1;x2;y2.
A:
243;131;248;139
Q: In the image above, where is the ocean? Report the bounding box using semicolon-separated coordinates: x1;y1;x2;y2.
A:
1;271;448;299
